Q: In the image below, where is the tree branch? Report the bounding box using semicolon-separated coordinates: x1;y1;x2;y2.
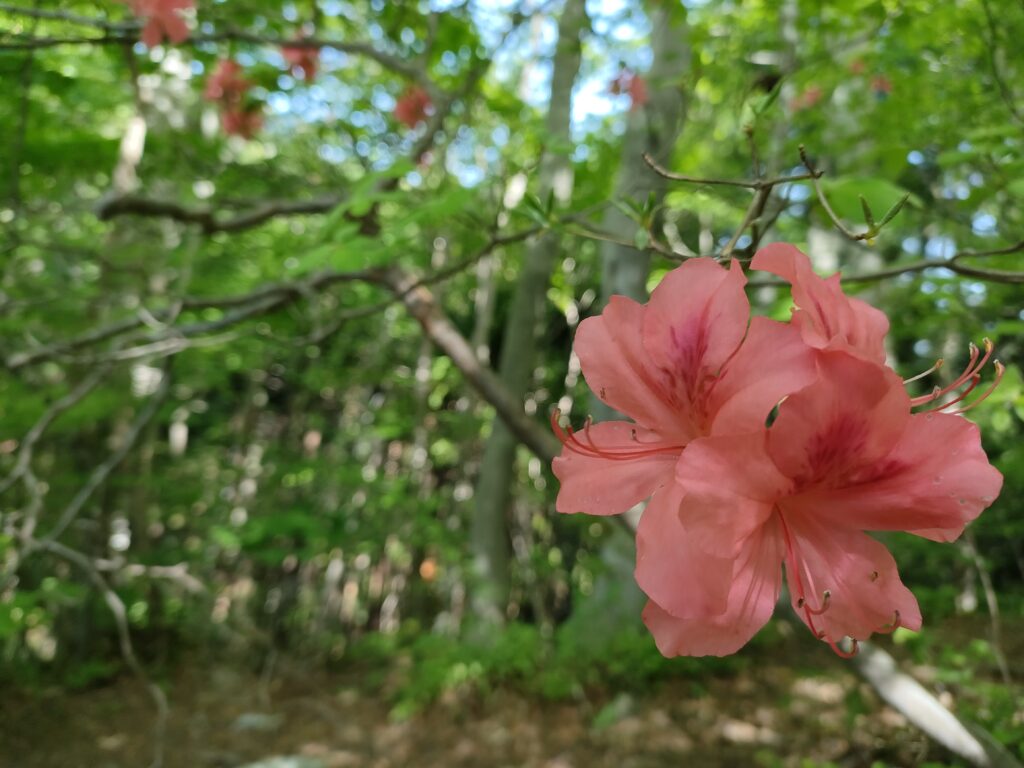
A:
378;265;560;462
35;365;171;546
34;539;168;768
95;193;344;233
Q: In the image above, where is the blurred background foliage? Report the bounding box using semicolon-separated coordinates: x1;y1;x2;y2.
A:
0;0;1022;765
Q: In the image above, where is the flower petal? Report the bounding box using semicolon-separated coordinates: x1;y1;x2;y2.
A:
574;297;683;436
634;482;734;618
768;352;910;487
752;243;889;363
140;18;162;47
708;316;818;435
162;12;190;43
782;515;921;642
642;516;784;657
785;412;1002;541
552;421;678;515
641;258;750;438
675;431;789;558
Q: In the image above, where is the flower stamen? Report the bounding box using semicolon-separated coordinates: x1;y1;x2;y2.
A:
951;361;1004;415
875;609;901;634
909;339;1001;413
903;357;944;385
551;409;684;461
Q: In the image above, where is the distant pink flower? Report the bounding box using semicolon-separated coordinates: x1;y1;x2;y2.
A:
220;107;263;139
204;60;250;104
552;258;818;616
394;87;432;128
645;352;1002;657
122;0;192;48
609;70;648;111
752;243;889;363
204;60;262;138
282;42;319;83
872;74;893;96
791;85;823;112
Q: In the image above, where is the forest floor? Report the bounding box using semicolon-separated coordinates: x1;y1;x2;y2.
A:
1;617;1018;768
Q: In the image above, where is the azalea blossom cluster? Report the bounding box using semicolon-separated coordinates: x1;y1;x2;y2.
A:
117;3;426;139
394;86;434;129
119;0;193;48
609;68;649;112
552;244;1003;658
203;60;263;138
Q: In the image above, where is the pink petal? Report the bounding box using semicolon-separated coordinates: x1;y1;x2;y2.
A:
642;516;784;657
783;515;921;642
675;431;789;558
768;352;910;487
634;482;734;618
161;12;190;44
785;412;1002;541
641;258;750;436
574;297;685;438
552;421;677;515
707;316;818;435
752;243;888;363
140;18;162;47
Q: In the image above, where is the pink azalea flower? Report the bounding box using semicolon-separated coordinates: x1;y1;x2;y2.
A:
552;258;818;610
282;42;319;83
554;244;1004;659
220;107;263;139
790;85;824;112
204;60;250;104
646;352;1002;657
122;0;193;48
394;87;432;129
752;243;889;363
609;70;648;111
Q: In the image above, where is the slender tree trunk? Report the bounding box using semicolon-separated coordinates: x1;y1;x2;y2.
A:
469;0;588;625
570;5;690;642
592;3;690;416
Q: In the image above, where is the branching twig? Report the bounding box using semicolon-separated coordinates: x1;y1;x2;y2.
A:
33;539;168;768
379;265;560;462
35;365;171;546
0;366;109;498
95;194;344;234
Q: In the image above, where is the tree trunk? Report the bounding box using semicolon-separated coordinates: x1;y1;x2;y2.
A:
570;4;691;643
469;0;588;625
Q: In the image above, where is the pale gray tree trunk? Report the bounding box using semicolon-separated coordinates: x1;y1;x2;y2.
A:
469;0;588;625
569;5;691;642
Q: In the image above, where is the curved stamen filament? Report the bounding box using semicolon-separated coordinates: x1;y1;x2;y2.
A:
826;636;859;659
904;358;944;385
775;512;855;656
875;609;902;635
551;409;684;461
910;338;1000;412
922;373;980;412
951;361;1004;415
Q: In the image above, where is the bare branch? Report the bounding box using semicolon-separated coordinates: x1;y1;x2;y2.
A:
95;193;344;233
94;557;206;594
379;266;560;462
36;366;171;546
33;539;168;768
642;152;817;190
0;366;110;497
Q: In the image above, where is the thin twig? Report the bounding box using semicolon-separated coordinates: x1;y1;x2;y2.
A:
642;152;817;190
34;539;168;768
36;365;171;545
